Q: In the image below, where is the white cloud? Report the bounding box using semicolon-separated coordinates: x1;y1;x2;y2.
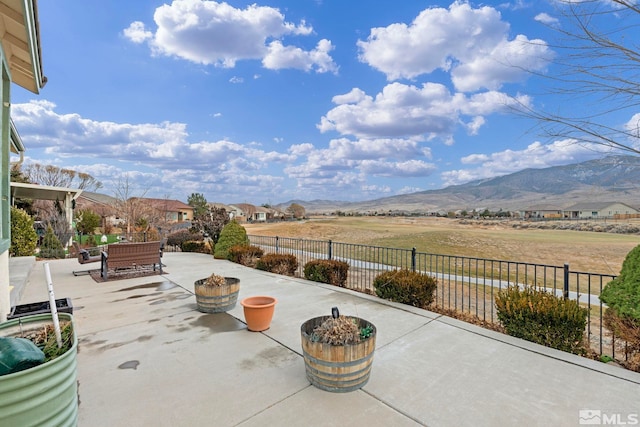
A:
319;83;527;142
229;76;244;83
357;2;552;91
11;100;295;201
441;139;607;186
534;13;559;25
123;21;153;43
263;39;338;73
123;0;335;73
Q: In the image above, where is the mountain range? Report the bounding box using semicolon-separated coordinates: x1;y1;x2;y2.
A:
279;155;640;214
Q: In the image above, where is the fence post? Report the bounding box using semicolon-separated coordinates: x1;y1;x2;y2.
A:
275;236;279;253
328;240;332;260
563;263;570;300
411;247;416;272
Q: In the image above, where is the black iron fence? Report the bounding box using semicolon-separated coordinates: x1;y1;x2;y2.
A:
248;234;627;363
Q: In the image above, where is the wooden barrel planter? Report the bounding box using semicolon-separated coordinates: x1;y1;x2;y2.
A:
194;277;240;313
0;313;78;426
300;316;376;393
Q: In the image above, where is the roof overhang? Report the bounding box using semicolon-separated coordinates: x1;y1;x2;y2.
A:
10;182;83;202
0;0;46;94
9;118;23;154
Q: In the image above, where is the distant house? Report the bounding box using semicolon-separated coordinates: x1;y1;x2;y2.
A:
521;205;563;219
138;198;194;223
76;191;120;226
563;202;638;219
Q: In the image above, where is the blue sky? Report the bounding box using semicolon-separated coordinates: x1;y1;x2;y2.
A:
10;0;636;205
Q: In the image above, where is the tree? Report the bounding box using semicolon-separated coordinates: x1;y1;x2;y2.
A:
187;193;208;218
10;207;38;256
39;225;65;259
75;209;101;236
191;206;229;243
10;164;34;214
23;163;103;190
520;1;640;155
213;220;249;259
287;203;306;219
112;174;150;236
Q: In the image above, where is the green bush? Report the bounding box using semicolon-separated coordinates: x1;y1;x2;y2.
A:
600;244;640;321
600;244;640;370
303;259;349;287
228;245;264;267
256;253;298;276
373;270;437;309
10;207;38;256
213;220;249;259
181;240;211;254
39;225;66;259
495;286;588;355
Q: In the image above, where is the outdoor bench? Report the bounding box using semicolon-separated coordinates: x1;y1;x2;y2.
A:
101;241;163;280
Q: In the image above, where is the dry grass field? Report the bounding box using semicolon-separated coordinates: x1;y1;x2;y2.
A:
245;216;640;275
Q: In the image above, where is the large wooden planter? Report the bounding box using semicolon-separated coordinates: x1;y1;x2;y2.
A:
300;316;376;393
194;277;240;313
0;313;78;426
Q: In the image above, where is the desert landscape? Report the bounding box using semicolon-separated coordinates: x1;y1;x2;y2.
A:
245;216;640;275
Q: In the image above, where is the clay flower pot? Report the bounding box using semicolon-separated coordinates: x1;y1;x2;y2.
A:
240;296;277;332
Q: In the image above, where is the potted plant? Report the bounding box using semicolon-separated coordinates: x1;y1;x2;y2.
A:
0;313;78;425
240;296;277;332
194;273;240;313
300;307;376;393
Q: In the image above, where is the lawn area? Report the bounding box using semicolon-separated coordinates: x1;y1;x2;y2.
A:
245;216;639;275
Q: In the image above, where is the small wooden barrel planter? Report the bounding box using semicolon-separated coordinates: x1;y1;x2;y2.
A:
194;277;240;313
300;316;376;393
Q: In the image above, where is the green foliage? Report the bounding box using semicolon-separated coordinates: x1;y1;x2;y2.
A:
75;209;101;235
303;259;349;287
167;230;203;247
39;225;66;259
255;253;298;276
373;269;438;309
213;220;249;259
181;240;211;254
187;192;208;218
228;245;264;267
10;207;38;256
600;244;640;321
495;286;588;355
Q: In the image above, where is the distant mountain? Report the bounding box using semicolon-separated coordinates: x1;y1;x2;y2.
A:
278;155;640;214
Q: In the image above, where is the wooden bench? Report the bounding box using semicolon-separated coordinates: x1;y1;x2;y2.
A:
101;241;163;280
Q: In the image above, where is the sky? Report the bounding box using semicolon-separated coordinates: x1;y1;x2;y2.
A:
9;0;638;205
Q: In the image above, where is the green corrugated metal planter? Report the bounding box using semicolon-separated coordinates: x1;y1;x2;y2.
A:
0;313;78;426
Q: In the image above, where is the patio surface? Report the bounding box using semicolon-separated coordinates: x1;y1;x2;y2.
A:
9;252;640;427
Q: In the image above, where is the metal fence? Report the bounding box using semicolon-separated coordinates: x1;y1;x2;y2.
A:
248;234;628;363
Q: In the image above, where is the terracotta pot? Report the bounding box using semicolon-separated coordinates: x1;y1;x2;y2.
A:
240;296;277;331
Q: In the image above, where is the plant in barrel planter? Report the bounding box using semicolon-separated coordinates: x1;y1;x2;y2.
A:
300;307;376;393
194;273;240;313
0;313;78;426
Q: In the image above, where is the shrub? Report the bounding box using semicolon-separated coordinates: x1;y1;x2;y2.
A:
600;244;640;370
181;240;211;254
213;220;249;259
167;230;203;248
256;253;298;276
373;270;437;309
303;259;349;287
10;207;38;256
600;244;640;321
495;286;588;355
228;245;263;267
39;225;66;259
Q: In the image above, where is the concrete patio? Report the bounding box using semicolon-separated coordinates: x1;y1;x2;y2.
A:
9;252;640;426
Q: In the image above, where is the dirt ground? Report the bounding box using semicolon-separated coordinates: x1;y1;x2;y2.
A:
245;216;640;275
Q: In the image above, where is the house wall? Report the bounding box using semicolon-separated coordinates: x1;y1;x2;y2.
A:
576;203;638;218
